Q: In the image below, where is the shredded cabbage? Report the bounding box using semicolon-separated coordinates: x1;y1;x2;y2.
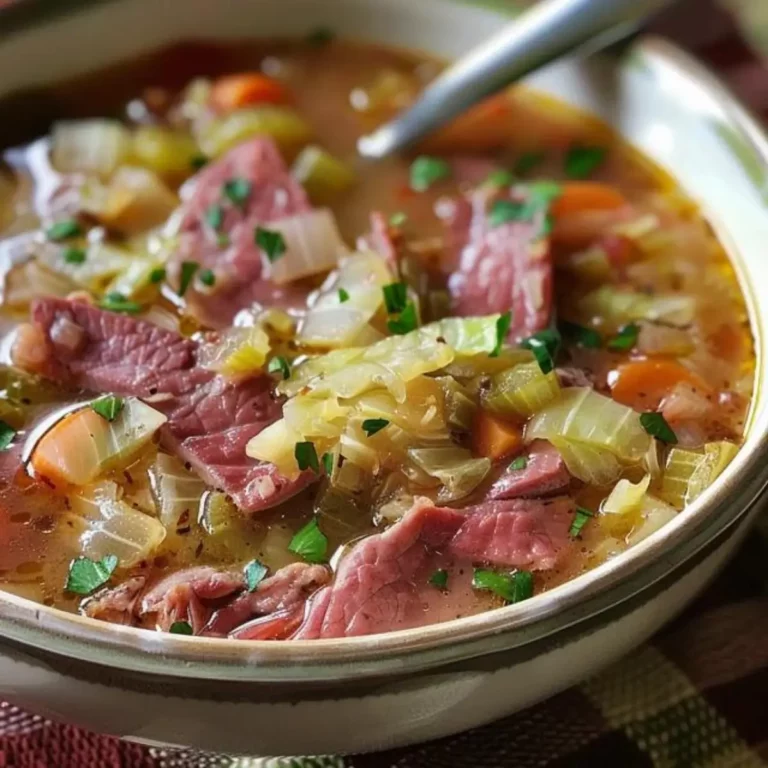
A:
579;285;696;329
549;438;622;486
198;326;271;377
408;446;490;502
51;120;132;178
602;474;651;515
483;361;561;418
626;495;677;545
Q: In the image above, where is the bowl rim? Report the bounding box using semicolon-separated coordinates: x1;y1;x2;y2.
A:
1;32;768;684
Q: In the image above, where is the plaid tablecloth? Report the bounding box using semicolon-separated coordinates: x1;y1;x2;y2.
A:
2;0;768;765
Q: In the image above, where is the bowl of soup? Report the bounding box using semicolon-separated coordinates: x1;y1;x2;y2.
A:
0;0;766;757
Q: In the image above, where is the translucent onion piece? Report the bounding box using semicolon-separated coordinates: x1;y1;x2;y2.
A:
51;120;132;178
198;326;271;377
602;474;651;515
69;481;166;567
38;240;134;293
198;491;240;537
292;145;356;203
435;376;477;432
3;259;75;308
686;441;739;503
483;361;561;418
549;437;622;486
662;441;738;509
637;322;695;357
579;285;696;329
408;446;490;503
132;125;200;177
626;495;677;546
245;418;304;478
149;452;205;527
526;387;650;463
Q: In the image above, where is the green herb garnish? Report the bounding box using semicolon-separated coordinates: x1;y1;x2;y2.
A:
485;169;515;188
490;311;512;358
521;327;561;374
222;177;252;209
288;518;328;564
99;292;142;314
321;451;335;476
149;267;166;284
198;268;216;288
255;227;287;263
338;287;350;303
488;199;531;227
382;282;408;314
244;559;268;592
267;355;291;380
607;323;639;351
508;456;527;471
63;247;87;265
65;554;118;596
0;420;16;451
514;151;545;176
204;204;224;231
217;232;231;249
389;211;408;227
190;154;209;171
169;621;193;635
177;261;199;297
640;412;678;444
410;155;451;192
559;319;601;349
91;395;124;422
564;145;607;179
386;301;418;335
46;219;82;242
295;441;320;473
569;506;593;539
472;568;533;604
362;418;389;437
429;569;449;590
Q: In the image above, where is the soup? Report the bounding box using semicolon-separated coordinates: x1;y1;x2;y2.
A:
0;38;753;640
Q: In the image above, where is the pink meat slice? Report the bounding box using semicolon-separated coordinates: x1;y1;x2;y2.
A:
171;137;312;327
487;440;571;500
446;187;553;339
294;495;573;639
80;576;147;625
16;298;314;512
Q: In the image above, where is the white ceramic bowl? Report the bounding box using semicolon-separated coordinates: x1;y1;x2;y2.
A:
1;0;767;757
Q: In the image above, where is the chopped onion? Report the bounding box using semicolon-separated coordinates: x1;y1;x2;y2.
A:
149;452;205;527
626;495;677;545
526;387;650;464
637;322;694;357
38;240;134;292
265;208;348;286
661;440;738;509
3;259;76;308
602;474;651;515
198;326;271;377
51;120;132;178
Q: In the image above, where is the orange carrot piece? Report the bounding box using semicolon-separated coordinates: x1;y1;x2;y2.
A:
551;182;627;218
472;410;524;461
610;358;712;411
210;73;290;112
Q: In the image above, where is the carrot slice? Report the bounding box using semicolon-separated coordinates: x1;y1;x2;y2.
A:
472;410;524;461
210;73;290;112
610;358;712;411
551;182;627;218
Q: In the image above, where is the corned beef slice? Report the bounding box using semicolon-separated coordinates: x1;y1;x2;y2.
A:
447;188;552;339
172;137;312;327
294;495;573;639
487;440;570;500
24;298;312;512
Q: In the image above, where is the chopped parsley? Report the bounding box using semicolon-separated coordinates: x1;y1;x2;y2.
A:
244;559;268;592
514;151;545;176
382;282;408;314
640;412;678;444
204;204;224;231
190;154;209;170
389;211;408;227
488;199;532;227
46;218;82;242
0;420;16;451
321;451;335;476
607;323;639;351
255;227;286;262
490;311;512;358
99;292;142;314
217;232;231;249
362;418;389;437
508;456;527;471
169;621;193;635
267;355;291;380
559;319;601;349
387;301;418;335
569;506;593;539
288;518;328;564
91;395;124;422
63;247;87;265
149;267;166;284
472;568;533;604
295;441;320;473
198;268;216;288
307;26;335;45
485;169;515;188
338;287;350;303
409;155;451;192
429;569;449;590
177;260;199;297
521;327;561;374
222;177;252;208
65;554;118;596
564;145;607;179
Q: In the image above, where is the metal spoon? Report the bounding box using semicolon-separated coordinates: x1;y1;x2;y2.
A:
358;0;672;159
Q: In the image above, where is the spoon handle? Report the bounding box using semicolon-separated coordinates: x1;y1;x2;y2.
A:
358;0;671;159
